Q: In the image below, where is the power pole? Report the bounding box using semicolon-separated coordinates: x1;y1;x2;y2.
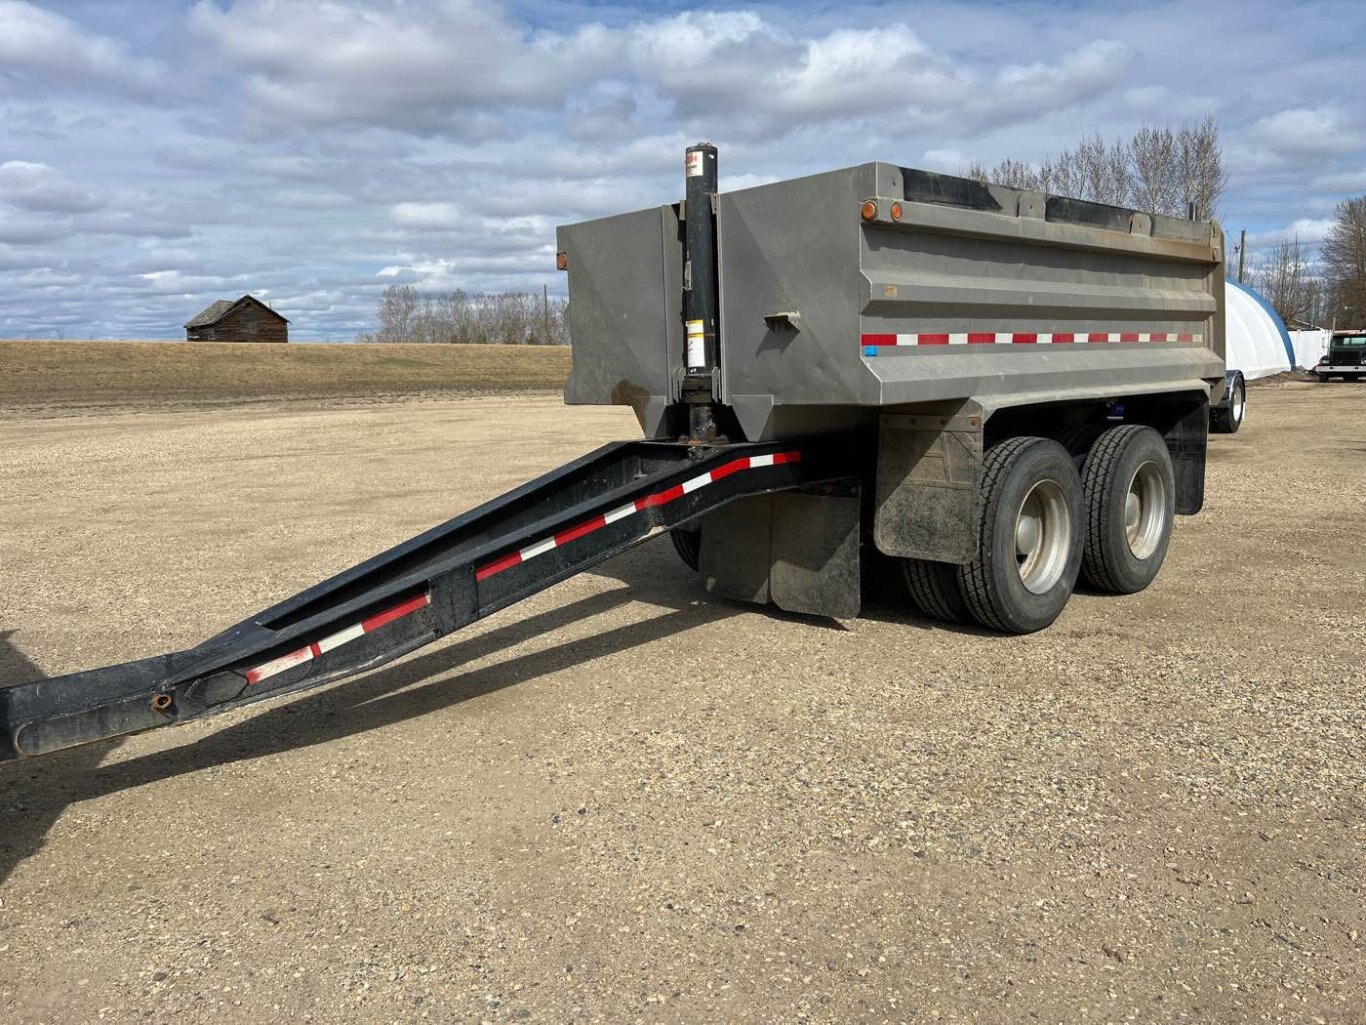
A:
1237;228;1246;284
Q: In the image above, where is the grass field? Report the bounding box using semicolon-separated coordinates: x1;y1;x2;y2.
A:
0;340;572;414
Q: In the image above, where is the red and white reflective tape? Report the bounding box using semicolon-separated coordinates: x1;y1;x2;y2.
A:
475;450;802;583
244;593;430;685
861;331;1200;347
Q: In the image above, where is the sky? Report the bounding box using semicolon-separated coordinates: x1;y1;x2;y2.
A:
1;0;1364;340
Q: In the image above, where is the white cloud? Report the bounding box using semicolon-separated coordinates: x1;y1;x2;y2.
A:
0;1;164;96
921;149;970;172
0;211;71;245
622;18;1131;140
138;269;249;293
0;161;104;213
1251;106;1363;156
189;0;619;133
186;2;1131;144
1249;218;1337;247
391;202;463;230
1312;168;1366;192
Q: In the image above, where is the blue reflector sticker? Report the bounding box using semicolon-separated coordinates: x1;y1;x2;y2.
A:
863;346;878;357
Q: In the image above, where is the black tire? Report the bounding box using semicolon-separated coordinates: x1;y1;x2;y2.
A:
1211;374;1245;434
903;558;972;624
958;437;1083;634
1079;425;1175;594
670;526;700;571
1316;373;1329;383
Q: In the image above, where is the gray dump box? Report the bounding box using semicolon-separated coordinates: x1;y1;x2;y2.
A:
560;162;1225;442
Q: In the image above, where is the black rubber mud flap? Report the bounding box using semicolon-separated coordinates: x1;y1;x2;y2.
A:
770;491;861;619
874;410;983;563
699;495;773;603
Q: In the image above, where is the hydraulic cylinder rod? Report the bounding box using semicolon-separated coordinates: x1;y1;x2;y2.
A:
683;142;720;441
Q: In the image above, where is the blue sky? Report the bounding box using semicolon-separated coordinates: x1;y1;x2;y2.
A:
1;0;1363;339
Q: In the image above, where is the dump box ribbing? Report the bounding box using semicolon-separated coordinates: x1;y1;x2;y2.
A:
559;162;1225;440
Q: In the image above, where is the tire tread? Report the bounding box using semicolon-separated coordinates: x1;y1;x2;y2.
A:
1079;424;1146;592
958;436;1037;632
670;527;700;572
903;559;969;623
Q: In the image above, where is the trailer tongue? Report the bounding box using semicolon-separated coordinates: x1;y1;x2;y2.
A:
4;143;1228;759
2;435;856;760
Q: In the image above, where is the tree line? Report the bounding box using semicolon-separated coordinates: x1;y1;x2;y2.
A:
970;116;1366;329
359;284;569;345
1230;200;1366;329
967;115;1227;220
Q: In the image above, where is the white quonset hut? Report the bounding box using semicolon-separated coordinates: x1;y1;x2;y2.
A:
1225;281;1295;379
1288;329;1332;369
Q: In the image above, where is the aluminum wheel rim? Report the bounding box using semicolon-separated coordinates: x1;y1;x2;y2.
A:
1232;383;1245;422
1124;460;1167;560
1015;479;1070;595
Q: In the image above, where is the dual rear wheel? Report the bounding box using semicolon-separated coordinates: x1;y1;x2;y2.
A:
905;426;1174;633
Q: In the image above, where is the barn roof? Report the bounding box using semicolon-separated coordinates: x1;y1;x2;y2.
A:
184;299;236;328
184;294;290;329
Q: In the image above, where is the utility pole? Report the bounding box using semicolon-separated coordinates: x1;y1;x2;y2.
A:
1237;228;1246;284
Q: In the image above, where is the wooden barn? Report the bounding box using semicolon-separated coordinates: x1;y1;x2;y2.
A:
184;294;289;343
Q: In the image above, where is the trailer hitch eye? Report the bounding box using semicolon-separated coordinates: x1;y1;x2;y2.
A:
150;693;174;713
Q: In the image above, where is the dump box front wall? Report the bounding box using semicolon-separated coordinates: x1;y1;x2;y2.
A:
559;205;684;435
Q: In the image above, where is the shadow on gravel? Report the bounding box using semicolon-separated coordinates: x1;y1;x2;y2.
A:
853;551;1001;637
0;546;748;881
0;632;122;885
0;539;965;882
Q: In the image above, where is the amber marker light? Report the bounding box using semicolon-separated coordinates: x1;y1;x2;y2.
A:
890;202;903;221
556;252;568;270
860;200;877;221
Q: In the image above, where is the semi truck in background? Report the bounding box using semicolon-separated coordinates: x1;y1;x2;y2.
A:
1;144;1228;761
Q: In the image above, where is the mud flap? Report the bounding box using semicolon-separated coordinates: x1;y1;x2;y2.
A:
770;492;861;618
874;411;983;563
700;496;773;603
699;491;861;618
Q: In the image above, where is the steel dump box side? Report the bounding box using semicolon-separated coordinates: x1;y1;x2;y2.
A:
558;162;1225;441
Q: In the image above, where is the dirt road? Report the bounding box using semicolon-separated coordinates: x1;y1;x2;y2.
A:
1;385;1362;1023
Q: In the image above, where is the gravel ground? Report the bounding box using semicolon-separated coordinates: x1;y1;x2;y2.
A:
0;386;1362;1024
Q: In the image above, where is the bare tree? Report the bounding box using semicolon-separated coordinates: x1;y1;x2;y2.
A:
1130;126;1180;216
969;117;1226;219
1322;196;1366;325
360;284;569;344
372;284;419;343
966;157;1040;190
1178;114;1226;219
1251;237;1321;326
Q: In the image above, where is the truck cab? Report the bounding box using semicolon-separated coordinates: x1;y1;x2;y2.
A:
1316;331;1366;381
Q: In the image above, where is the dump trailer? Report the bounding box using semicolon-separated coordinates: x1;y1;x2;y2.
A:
0;145;1225;761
